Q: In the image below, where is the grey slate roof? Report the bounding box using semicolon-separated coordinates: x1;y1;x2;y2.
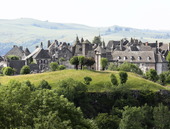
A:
5;45;24;58
111;51;156;63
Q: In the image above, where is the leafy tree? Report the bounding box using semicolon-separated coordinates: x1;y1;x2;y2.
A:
57;78;87;102
20;65;30;74
70;56;79;70
7;55;19;60
145;69;158;82
3;67;14;75
153;103;170;129
100;58;108;70
38;80;51;90
110;74;118;86
84;57;95;69
49;62;58;71
84;76;92;85
166;51;170;70
118;62;143;75
159;73;166;85
78;56;85;69
95;113;119;129
22;80;36;91
119;71;128;84
58;65;66;70
92;35;102;45
119;106;144;129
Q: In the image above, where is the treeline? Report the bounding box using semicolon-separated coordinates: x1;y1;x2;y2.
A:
0;77;170;128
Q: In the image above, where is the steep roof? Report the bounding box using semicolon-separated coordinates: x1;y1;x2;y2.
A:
24;48;31;56
111;51;156;63
5;45;24;58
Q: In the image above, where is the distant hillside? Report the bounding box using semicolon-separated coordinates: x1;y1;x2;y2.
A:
0;70;167;92
0;18;170;55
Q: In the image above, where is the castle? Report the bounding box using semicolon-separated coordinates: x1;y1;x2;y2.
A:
0;36;169;74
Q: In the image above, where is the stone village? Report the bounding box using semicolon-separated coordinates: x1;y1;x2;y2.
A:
0;36;169;74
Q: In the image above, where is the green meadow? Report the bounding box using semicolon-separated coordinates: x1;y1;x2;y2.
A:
0;69;167;92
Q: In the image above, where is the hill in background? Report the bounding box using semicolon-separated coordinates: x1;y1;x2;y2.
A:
1;18;170;55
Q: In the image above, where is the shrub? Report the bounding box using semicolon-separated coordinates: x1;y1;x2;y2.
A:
145;69;158;82
84;76;92;85
3;67;14;75
49;62;58;71
58;65;66;70
20;65;30;74
108;63;118;71
119;71;128;84
7;55;19;60
118;62;143;75
110;74;118;86
38;80;51;89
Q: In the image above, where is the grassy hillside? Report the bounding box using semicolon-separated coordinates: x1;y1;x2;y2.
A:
0;69;167;92
1;18;170;55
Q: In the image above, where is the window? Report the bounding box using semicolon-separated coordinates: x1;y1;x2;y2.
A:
117;56;121;59
138;56;141;60
124;56;127;60
130;56;134;60
147;56;151;61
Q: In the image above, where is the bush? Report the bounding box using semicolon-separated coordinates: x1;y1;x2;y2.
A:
3;67;14;75
145;69;158;82
108;63;118;71
49;62;58;71
20;65;30;74
110;74;118;86
119;71;128;84
58;65;66;70
118;62;143;75
84;76;92;85
38;80;51;89
7;55;19;60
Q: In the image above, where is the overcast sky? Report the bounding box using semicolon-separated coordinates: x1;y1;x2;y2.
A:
0;0;170;30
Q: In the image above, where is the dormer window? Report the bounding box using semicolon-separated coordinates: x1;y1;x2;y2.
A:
130;56;134;60
117;56;121;60
147;56;151;61
138;56;141;60
124;56;127;60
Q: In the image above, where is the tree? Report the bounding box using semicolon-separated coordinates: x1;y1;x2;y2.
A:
3;67;14;75
49;62;58;71
146;69;158;82
119;71;128;84
84;57;95;69
57;78;87;102
100;58;108;70
84;76;92;85
38;80;51;89
153;103;170;129
78;56;85;69
7;55;19;60
119;106;144;129
110;74;118;86
92;36;102;45
70;56;79;70
95;113;119;129
166;51;170;70
108;63;118;71
20;65;30;74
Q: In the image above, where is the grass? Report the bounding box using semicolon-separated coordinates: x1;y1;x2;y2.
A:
0;69;168;92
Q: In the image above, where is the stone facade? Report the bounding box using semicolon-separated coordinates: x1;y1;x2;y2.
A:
1;37;169;74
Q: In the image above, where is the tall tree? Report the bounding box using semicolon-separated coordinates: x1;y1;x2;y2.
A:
145;69;158;82
92;36;102;45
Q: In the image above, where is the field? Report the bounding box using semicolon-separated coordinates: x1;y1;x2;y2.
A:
0;69;168;92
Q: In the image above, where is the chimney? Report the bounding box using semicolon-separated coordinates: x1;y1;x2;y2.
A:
40;42;43;48
19;46;23;50
145;42;148;46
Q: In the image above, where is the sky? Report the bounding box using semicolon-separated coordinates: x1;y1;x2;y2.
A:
0;0;170;30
